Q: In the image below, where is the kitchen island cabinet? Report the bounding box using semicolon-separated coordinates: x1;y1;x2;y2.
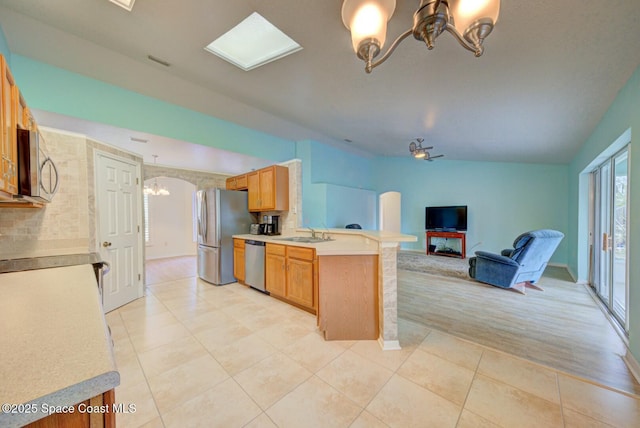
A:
318;255;378;340
234;228;417;348
25;389;115;428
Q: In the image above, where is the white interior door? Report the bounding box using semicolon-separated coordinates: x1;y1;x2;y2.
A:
96;152;142;313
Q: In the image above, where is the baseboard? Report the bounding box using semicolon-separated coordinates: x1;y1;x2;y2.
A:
378;336;401;351
547;262;578;282
623;351;640;384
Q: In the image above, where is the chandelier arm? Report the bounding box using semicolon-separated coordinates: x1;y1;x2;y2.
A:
444;23;480;55
366;28;413;73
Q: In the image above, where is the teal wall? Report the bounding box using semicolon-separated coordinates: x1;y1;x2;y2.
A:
297;140;376;228
10;55;295;162
309;142;374;189
569;64;640;362
373;157;570;263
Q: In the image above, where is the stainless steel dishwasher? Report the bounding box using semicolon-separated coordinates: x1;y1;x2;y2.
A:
244;240;266;292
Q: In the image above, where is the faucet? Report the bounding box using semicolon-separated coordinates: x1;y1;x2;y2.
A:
308;227;317;238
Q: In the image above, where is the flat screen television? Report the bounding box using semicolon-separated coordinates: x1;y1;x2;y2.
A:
425;205;468;231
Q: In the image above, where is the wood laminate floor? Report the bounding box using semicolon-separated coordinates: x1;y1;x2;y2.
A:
398;267;640;396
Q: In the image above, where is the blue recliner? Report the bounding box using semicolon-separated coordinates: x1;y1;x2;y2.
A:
468;229;564;294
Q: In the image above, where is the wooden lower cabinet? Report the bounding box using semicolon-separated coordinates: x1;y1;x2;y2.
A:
233;238;246;284
265;243;316;313
318;255;379;340
25;389;116;428
265;244;286;298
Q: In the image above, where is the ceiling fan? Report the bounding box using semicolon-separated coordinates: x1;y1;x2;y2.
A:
408;138;444;161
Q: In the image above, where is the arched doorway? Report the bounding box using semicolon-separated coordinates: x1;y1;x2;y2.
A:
143;176;198;284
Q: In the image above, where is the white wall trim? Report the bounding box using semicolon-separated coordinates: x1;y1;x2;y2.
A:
547;262;577;282
623;351;640;384
378;337;401;351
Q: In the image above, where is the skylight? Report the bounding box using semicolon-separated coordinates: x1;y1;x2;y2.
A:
205;12;302;71
108;0;136;11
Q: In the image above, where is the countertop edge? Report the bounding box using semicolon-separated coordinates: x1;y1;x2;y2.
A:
0;371;120;427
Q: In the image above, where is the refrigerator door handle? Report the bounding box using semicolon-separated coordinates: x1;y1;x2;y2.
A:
202;191;208;241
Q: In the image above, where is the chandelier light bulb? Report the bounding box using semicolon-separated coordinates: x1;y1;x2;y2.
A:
342;0;500;72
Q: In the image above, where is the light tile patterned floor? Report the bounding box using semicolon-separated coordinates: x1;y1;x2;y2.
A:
104;262;640;427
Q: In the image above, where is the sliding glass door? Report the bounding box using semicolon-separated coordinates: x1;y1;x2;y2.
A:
591;146;629;330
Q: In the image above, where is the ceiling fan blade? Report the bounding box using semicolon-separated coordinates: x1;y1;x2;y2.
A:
424;146;433;150
430;154;444;159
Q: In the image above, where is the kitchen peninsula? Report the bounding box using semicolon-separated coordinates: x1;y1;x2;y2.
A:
0;264;119;427
234;228;416;349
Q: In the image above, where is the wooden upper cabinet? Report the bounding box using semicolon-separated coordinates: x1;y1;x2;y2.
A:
247;165;289;212
226;176;237;190
15;87;27;130
247;171;260;210
0;54;18;198
225;173;248;191
235;174;248;190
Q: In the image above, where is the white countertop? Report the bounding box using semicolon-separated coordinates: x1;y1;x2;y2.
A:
0;264;119;427
234;228;417;256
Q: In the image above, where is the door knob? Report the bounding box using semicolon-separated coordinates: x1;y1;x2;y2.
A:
102;241;112;247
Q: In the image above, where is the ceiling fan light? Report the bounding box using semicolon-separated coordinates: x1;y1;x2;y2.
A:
342;0;396;53
414;151;426;159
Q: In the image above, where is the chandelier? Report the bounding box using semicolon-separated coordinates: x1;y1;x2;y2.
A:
144;155;170;196
341;0;500;73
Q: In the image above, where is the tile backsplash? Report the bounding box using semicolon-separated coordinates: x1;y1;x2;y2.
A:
0;130;91;259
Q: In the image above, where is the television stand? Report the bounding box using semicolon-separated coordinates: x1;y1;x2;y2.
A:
426;231;466;259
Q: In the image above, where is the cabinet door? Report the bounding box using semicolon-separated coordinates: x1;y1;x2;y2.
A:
233;247;245;283
259;167;275;210
286;258;315;310
235;174;248;190
247;171;260;211
1;55;17;196
226;177;237;190
265;253;286;297
15;87;26;129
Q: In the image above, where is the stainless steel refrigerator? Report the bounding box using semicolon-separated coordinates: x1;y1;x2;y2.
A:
196;188;253;285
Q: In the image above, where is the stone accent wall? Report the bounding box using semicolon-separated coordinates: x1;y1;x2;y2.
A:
143;165;229;190
0;130;91;259
378;243;400;348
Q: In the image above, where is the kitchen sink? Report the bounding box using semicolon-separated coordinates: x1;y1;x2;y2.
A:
276;236;333;243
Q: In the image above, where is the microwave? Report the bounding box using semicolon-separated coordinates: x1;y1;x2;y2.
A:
16;128;59;203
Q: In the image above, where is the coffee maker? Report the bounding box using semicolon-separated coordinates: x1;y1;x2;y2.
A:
265;215;280;235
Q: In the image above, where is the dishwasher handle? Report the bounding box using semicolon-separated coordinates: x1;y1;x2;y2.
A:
245;240;266;246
